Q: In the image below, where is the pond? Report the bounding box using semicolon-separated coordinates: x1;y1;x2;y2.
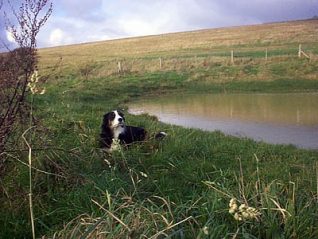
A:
129;93;318;150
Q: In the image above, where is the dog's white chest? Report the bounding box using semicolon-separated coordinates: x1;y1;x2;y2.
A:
113;126;125;139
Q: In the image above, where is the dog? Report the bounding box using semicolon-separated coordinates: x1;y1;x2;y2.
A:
100;110;166;152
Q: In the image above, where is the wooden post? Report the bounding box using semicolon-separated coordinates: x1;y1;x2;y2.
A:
265;48;268;61
231;50;234;64
302;51;310;59
159;57;162;69
298;44;310;59
298;44;302;58
117;61;122;73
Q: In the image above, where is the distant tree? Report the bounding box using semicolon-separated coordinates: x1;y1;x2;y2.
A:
0;0;52;172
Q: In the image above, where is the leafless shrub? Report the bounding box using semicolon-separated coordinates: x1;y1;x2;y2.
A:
0;0;52;172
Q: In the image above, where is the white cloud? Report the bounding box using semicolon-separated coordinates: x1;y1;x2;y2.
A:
6;30;15;43
48;28;74;46
49;28;64;45
33;0;318;48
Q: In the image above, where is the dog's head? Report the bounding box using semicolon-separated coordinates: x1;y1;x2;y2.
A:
103;110;125;129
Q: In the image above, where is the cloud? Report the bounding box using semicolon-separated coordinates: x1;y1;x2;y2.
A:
1;0;318;49
49;28;64;45
5;30;15;43
55;0;104;19
218;0;318;21
0;23;16;51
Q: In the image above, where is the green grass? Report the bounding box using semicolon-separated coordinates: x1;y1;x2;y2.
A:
1;65;318;238
2;19;318;238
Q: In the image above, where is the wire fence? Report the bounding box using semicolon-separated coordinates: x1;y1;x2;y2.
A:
42;44;318;78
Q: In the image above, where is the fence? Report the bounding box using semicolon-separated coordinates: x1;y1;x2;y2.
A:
42;44;317;78
115;44;313;74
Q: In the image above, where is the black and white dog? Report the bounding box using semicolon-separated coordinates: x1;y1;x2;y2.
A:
100;110;166;152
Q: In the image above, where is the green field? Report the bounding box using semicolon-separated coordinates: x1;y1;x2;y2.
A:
1;20;318;238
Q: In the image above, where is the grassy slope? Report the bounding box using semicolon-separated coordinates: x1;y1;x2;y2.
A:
1;20;318;238
39;19;318;63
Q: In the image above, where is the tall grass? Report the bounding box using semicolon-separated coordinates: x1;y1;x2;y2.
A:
1;20;318;238
1;63;317;238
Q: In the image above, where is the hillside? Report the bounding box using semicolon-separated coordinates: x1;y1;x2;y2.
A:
38;19;318;66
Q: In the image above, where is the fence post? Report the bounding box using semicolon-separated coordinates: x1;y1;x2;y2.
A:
159;57;162;69
117;61;122;73
231;50;234;64
298;44;302;58
298;44;310;60
265;48;268;61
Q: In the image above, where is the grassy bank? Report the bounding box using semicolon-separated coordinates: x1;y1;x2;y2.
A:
1;70;318;238
1;20;318;238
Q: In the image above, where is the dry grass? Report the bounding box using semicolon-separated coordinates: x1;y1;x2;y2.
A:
38;19;318;72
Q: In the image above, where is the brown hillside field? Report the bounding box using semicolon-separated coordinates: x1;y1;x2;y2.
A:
38;19;318;79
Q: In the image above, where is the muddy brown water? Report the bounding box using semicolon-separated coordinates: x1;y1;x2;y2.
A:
129;93;318;150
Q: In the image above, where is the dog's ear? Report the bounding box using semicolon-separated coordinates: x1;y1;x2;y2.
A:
102;113;109;128
103;112;110;121
102;111;114;127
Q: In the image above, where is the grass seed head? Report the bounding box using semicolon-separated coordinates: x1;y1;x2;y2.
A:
28;70;46;95
203;226;209;235
229;199;261;221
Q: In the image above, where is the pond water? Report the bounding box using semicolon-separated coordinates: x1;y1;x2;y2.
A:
129;93;318;150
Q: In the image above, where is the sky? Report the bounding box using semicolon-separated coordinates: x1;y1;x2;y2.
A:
0;0;317;49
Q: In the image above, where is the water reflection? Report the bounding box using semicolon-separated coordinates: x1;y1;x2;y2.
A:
129;93;318;149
